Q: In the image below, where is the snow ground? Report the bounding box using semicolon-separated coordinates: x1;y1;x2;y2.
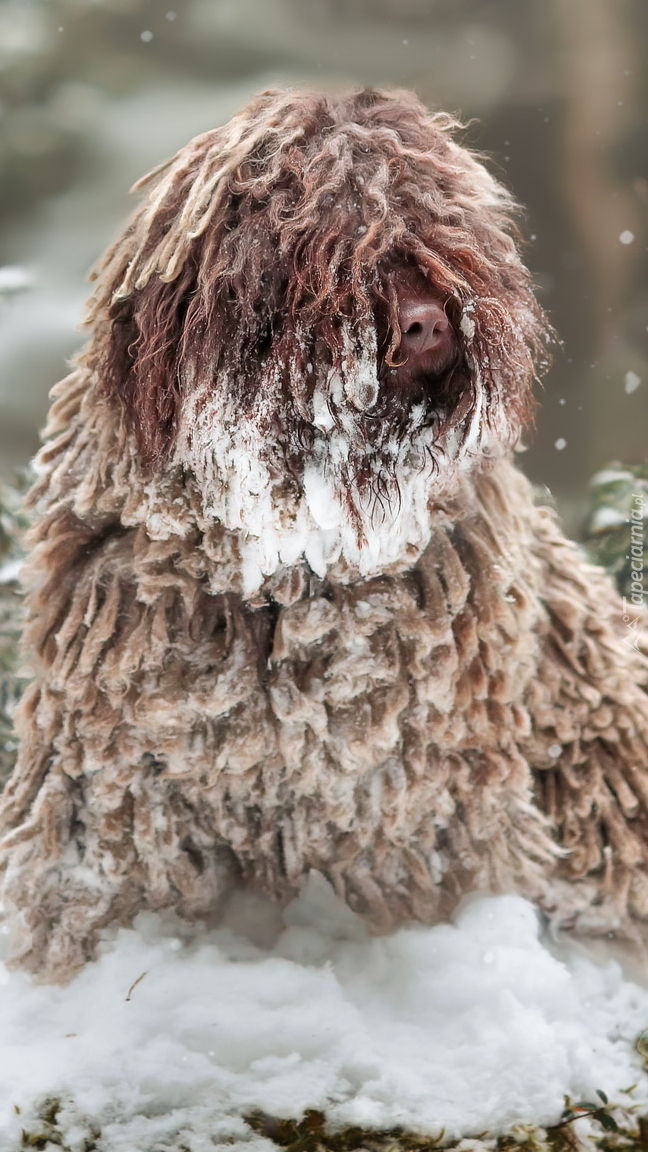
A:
0;876;647;1152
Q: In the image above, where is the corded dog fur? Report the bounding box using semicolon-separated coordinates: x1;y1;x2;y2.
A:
2;87;648;982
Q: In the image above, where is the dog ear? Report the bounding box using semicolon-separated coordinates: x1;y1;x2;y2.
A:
98;256;200;465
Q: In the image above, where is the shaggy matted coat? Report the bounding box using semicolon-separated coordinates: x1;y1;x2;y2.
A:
2;88;648;982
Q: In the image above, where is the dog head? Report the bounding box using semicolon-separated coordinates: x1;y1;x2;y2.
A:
87;87;551;590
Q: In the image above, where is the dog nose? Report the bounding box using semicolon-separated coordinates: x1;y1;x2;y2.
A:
398;299;449;357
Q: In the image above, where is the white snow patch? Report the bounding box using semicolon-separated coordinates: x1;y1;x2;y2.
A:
625;371;642;395
1;879;648;1151
0;266;33;296
459;304;476;340
589;506;628;531
0;557;22;584
591;468;635;487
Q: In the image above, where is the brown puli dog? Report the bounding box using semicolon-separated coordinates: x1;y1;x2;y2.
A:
2;87;648;983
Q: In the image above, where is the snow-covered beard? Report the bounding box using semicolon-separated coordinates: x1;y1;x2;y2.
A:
174;317;505;594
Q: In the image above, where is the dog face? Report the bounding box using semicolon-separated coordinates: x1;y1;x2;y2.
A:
87;88;551;590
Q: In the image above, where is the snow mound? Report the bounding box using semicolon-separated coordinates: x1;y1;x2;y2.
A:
1;877;648;1151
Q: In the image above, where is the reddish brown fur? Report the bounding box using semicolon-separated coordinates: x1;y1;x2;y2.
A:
93;90;546;475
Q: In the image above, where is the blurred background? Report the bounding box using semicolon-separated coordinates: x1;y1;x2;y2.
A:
0;0;646;533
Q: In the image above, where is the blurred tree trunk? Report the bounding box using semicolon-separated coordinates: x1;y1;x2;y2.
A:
554;0;644;472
